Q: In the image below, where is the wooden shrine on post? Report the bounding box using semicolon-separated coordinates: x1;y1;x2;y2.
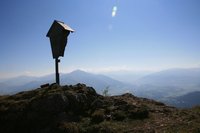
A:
46;20;74;85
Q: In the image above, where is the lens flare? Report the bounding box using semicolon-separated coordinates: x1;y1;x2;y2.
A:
112;6;117;17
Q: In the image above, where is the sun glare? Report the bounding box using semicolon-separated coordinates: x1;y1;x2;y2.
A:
112;6;117;17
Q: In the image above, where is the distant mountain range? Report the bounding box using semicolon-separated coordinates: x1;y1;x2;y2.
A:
163;91;200;108
133;68;200;108
1;68;200;108
135;68;200;93
0;70;133;95
135;68;200;88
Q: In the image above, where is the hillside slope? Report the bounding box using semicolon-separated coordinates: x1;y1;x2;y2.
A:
164;91;200;108
0;84;200;133
134;68;200;105
136;68;200;87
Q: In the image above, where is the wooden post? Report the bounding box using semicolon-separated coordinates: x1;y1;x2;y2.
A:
55;57;60;85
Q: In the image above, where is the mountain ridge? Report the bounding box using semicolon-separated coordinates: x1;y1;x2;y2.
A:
136;67;200;87
0;70;133;95
165;91;200;108
134;68;200;107
1;68;200;108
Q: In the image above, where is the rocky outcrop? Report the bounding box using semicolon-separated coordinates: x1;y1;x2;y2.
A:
0;83;200;133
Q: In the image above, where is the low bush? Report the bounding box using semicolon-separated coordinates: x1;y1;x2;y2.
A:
113;111;126;121
129;106;149;119
91;109;105;123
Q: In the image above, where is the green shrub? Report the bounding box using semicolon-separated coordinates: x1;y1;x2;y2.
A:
102;86;110;97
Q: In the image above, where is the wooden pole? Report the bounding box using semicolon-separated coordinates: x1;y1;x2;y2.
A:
55;57;60;85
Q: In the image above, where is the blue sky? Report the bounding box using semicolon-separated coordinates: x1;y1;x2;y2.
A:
0;0;200;78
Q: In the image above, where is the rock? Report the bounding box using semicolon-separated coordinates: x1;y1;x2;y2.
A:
40;83;50;88
91;99;104;109
31;93;69;113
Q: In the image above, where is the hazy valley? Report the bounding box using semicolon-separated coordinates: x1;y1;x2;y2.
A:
1;68;200;108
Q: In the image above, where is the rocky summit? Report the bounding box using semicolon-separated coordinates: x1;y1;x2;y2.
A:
0;83;200;133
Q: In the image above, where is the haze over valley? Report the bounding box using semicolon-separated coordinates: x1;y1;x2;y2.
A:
1;68;200;108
